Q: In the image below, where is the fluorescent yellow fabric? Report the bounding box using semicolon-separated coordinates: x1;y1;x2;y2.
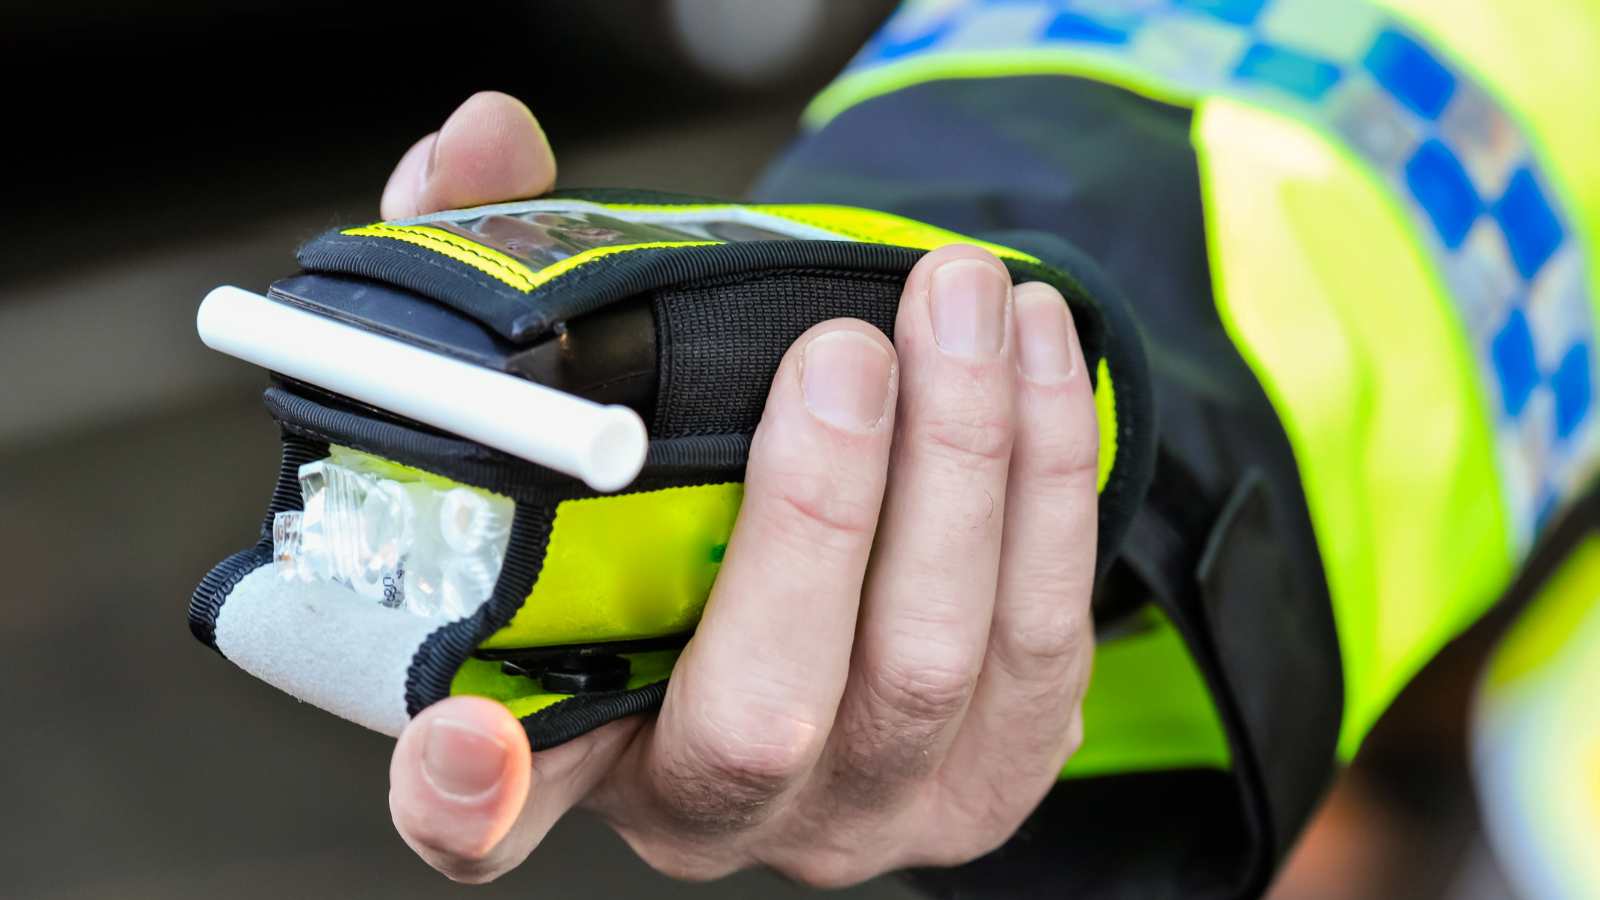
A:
479;483;745;650
805;50;1197;130
451;650;681;718
1197;0;1600;757
1063;606;1232;778
751;204;1042;263
1194;98;1512;758
1094;358;1116;493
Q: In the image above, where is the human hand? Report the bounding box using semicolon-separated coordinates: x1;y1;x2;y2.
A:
381;91;1100;886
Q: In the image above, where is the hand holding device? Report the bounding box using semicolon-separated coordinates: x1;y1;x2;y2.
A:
192;91;1135;888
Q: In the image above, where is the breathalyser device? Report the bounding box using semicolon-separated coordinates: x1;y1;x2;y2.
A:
191;189;1153;747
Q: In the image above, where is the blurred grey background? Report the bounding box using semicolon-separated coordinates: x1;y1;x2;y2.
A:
0;1;1530;898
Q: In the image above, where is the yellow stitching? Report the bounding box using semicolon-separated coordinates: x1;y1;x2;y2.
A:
344;224;719;293
351;205;1041;294
344;224;537;291
525;241;720;288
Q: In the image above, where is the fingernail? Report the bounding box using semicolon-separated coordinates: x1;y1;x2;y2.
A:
801;331;893;432
929;259;1008;358
426;103;468;184
1015;284;1077;384
423;122;450;186
422;717;508;799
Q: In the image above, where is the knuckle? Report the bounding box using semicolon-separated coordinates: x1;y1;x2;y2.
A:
870;657;976;724
1044;436;1100;483
914;412;1014;466
1020;403;1100;482
768;479;880;543
1015;432;1098;486
750;444;883;551
993;598;1091;671
657;725;818;832
697;729;815;790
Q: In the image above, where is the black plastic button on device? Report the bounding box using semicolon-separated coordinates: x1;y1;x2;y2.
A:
538;654;632;694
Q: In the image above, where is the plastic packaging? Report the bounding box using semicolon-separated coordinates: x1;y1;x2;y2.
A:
272;450;514;620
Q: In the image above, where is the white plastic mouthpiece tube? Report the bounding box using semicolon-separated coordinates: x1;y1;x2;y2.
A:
197;285;648;492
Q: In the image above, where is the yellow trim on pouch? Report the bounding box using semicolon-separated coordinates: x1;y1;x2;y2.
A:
523;241;721;290
356;204;1051;298
344;223;716;295
344;224;538;291
753;204;1041;263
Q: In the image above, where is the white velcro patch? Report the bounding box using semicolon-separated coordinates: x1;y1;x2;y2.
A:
214;566;443;737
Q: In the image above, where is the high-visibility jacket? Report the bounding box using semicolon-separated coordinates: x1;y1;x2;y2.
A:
754;1;1600;896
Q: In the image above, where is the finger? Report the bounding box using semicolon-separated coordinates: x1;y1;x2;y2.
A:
593;319;897;862
379;91;557;220
918;281;1099;863
389;694;635;883
380;133;436;220
817;245;1018;821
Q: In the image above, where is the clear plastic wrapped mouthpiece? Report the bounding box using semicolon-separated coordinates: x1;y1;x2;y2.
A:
272;448;514;620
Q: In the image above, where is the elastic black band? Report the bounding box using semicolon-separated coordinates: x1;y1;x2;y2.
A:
522;679;671;752
188;434;328;654
405;501;555;716
263;385;748;505
188;545;271;655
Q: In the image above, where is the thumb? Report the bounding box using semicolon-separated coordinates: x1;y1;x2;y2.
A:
380;91;557;220
389;694;632;883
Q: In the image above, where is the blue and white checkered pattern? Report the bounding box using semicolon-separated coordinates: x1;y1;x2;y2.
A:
834;0;1598;552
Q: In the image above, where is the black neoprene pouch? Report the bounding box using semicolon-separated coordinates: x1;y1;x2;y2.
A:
189;189;1155;748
